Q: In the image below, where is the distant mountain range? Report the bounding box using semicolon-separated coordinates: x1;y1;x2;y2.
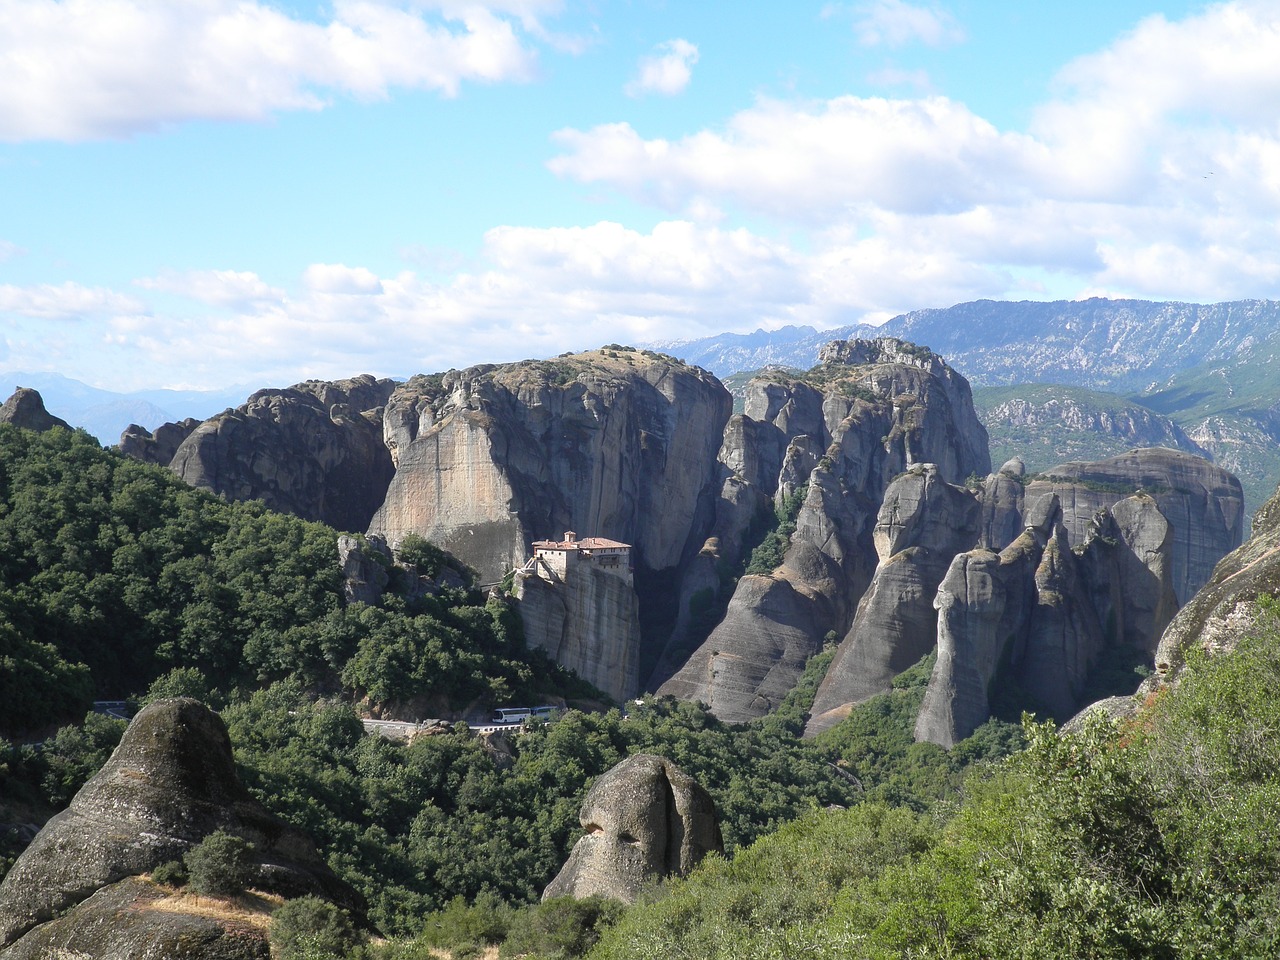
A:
0;371;255;446
652;298;1280;519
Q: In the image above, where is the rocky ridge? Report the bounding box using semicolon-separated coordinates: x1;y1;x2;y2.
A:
806;445;1238;741
127;375;399;534
653;298;1280;522
912;490;1179;746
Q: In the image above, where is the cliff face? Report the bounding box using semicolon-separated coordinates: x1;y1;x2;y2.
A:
805;465;982;736
658;339;991;723
804;448;1199;741
369;351;731;586
1154;480;1280;678
914;491;1179;747
0;699;363;956
1024;447;1244;603
161;375;397;533
516;562;642;701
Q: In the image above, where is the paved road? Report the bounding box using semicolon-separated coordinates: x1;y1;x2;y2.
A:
361;718;530;740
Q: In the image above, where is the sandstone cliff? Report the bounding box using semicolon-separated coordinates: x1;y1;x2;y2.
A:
805;465;982;736
132;375;397;533
369;350;731;586
516;561;642;701
543;753;722;904
1023;447;1244;602
1153;479;1280;679
0;699;364;956
659;339;991;723
914;491;1179;747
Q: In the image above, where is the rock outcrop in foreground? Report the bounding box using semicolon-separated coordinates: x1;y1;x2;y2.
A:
543;753;723;904
0;699;364;957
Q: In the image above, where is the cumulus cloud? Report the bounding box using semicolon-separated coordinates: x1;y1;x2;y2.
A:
137;270;285;307
625;38;699;97
848;0;964;48
550;97;1038;222
0;0;563;141
303;263;385;295
550;2;1280;305
13;2;1280;390
0;281;147;320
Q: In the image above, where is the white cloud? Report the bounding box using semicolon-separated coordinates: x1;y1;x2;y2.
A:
550;2;1280;306
0;0;561;142
625;38;699;97
0;281;146;320
12;2;1280;390
550;97;1039;222
137;270;284;307
0;240;24;262
851;0;964;48
303;263;386;295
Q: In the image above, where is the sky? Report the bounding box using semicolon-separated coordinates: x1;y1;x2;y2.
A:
2;0;1280;392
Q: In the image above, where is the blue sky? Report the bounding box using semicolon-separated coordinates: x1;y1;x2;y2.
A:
1;0;1276;391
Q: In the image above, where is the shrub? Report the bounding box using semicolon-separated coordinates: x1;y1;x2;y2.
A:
150;859;188;887
184;830;255;897
270;895;364;960
419;892;512;952
501;896;623;959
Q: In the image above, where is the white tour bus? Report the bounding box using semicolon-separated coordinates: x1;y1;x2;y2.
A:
491;705;556;724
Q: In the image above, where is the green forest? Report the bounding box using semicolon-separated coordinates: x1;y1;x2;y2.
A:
2;421;1279;958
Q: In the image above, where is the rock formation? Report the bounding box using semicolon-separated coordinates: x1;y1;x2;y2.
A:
338;534;391;606
1023;448;1244;603
978;457;1029;550
118;417;201;465
543;753;722;904
659;339;991;723
368;350;731;586
1153;479;1280;679
129;375;398;533
805;465;982;735
0;387;71;432
0;699;364;955
0;878;270;960
914;491;1180;747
